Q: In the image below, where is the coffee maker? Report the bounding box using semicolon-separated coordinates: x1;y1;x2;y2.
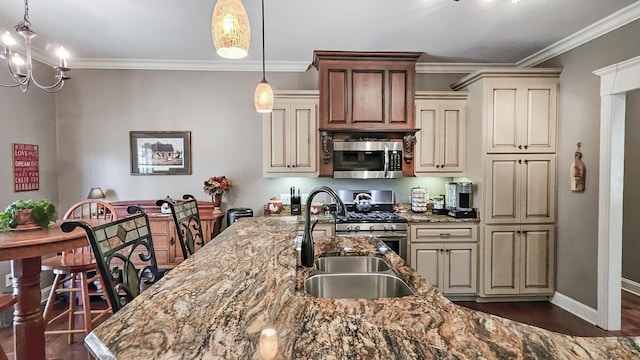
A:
445;182;476;218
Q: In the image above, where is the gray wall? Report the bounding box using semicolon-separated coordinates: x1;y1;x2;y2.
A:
54;70;461;218
541;19;640;308
623;89;640;283
0;62;58;294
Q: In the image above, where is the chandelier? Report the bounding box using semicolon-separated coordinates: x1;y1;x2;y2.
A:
254;0;273;113
211;0;251;59
0;0;71;93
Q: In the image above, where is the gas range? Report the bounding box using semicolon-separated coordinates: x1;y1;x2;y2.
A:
333;190;408;260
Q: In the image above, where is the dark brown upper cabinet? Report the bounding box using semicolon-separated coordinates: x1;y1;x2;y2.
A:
313;51;422;132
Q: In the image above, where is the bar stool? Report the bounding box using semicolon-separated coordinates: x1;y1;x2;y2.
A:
41;200;116;344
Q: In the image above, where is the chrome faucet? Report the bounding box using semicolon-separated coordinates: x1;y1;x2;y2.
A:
300;186;347;267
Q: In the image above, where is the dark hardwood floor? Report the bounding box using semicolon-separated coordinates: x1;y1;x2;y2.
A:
455;290;640;337
0;291;639;359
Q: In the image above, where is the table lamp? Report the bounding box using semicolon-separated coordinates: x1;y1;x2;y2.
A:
87;187;106;199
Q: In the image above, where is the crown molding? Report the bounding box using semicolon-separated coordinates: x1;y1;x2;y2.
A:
69;57;515;74
517;1;640;67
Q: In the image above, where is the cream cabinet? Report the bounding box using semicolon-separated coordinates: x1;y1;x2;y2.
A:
414;92;466;174
409;224;478;295
263;91;318;177
485;78;558;154
485;154;556;224
482;224;555;296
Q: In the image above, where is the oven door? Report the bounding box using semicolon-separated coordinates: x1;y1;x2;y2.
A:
336;231;407;261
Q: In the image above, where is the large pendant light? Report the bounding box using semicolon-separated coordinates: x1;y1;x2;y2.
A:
254;0;273;113
211;0;250;59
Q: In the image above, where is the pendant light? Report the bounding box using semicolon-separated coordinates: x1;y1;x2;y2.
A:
254;0;274;113
211;0;250;59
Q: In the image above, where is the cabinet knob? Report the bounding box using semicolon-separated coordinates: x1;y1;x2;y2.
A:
519;145;523;149
441;164;445;168
440;233;451;237
524;145;529;149
287;165;291;168
436;165;440;168
439;249;444;253
524;160;529;164
170;237;175;246
292;164;296;168
445;249;450;253
518;159;522;164
516;230;521;234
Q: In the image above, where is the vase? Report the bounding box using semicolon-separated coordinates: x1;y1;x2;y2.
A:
15;209;37;229
212;193;222;214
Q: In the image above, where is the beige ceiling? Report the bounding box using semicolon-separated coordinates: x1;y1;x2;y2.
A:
0;0;638;70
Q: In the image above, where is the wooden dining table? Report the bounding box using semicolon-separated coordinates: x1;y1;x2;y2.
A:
0;219;107;360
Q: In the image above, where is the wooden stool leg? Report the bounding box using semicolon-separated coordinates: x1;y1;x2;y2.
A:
80;272;92;335
68;273;77;344
43;273;64;322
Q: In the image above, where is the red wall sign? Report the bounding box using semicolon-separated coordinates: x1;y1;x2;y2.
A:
13;143;39;192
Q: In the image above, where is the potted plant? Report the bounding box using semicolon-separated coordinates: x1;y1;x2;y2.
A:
0;199;57;230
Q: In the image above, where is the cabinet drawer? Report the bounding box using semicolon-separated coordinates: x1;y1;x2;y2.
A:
411;225;477;242
151;234;169;250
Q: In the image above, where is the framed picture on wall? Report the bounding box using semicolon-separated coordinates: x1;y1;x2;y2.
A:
129;131;192;175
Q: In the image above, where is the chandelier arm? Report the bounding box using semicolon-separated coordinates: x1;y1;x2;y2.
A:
28;73;65;92
0;61;27;87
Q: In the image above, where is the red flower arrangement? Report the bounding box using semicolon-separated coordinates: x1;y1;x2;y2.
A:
203;176;232;195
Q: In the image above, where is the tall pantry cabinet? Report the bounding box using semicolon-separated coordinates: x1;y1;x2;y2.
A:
452;69;561;299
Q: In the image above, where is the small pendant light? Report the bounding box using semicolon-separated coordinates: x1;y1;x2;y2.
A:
211;0;251;59
254;0;273;113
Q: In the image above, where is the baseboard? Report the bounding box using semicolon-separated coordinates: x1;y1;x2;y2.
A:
621;277;640;296
41;285;51;304
550;291;598;325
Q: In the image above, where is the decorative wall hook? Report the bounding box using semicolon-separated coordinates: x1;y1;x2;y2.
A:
571;142;585;192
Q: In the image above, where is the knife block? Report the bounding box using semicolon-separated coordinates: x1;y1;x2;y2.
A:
291;196;301;215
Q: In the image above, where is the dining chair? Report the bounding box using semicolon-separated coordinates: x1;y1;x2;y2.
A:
156;194;204;260
0;294;17;360
41;199;117;344
61;212;164;313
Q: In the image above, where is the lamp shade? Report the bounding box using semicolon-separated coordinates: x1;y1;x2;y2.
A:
211;0;250;59
254;79;274;113
87;187;106;199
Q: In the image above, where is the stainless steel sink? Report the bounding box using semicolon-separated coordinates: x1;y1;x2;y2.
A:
304;273;414;299
315;256;391;273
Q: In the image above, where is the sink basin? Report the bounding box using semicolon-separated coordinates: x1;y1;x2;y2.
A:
315;256;391;273
304;273;414;299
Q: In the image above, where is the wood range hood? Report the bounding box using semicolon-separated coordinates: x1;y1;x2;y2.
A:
312;50;422;177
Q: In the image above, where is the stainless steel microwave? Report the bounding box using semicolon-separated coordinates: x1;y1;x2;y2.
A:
333;141;403;179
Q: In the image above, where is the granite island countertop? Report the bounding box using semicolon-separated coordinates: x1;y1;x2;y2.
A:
85;216;639;359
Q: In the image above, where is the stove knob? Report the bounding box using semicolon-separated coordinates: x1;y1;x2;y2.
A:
354;225;360;231
346;225;352;231
384;225;391;231
369;225;375;231
391;224;397;230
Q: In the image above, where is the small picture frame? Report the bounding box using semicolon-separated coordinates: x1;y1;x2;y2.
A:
129;131;192;175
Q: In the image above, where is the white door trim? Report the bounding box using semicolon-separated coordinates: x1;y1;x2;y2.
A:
593;55;640;330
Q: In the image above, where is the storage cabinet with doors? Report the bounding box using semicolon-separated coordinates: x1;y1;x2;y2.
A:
414;92;467;174
485;77;558;154
313;51;421;132
409;223;478;295
452;69;560;300
485;154;556;224
482;224;555;296
263;91;318;177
